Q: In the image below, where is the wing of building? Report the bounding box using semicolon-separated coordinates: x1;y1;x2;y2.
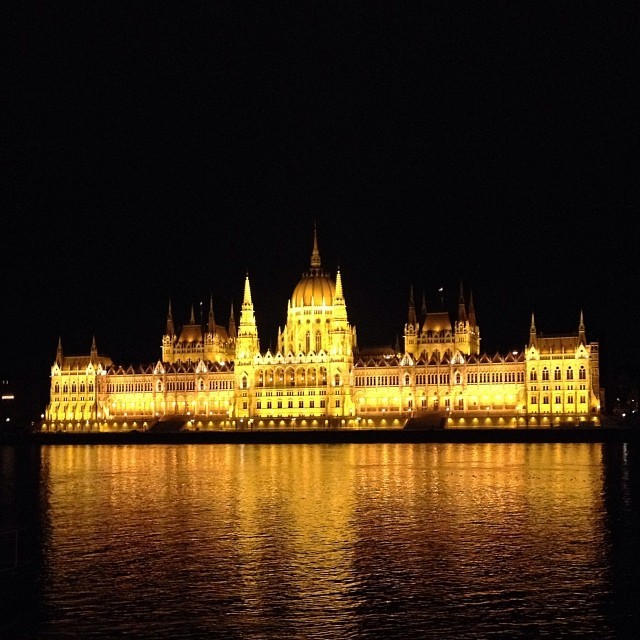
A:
41;227;602;432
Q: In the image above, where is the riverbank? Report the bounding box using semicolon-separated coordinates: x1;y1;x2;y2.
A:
1;426;639;445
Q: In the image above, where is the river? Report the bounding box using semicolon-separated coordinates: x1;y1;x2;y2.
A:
1;442;639;638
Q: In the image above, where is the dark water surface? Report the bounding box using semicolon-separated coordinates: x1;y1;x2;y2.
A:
1;443;639;639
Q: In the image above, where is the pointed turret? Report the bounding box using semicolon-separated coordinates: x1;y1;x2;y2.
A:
166;298;175;337
236;272;260;361
242;271;253;306
457;282;467;323
56;336;63;366
468;290;476;327
578;309;586;344
333;266;348;323
335;266;344;301
189;304;196;324
421;291;427;319
90;335;97;361
228;303;236;339
529;312;537;347
207;295;216;334
407;284;417;326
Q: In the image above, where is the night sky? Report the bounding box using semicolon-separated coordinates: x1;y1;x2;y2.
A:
4;3;639;414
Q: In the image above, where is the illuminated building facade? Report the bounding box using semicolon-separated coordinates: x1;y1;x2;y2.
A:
41;229;602;431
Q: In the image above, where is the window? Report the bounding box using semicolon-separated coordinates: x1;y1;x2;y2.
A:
542;368;549;381
530;369;537;381
579;367;586;380
567;367;574;380
554;368;561;381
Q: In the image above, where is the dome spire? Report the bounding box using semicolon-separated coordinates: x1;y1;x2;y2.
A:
311;221;321;269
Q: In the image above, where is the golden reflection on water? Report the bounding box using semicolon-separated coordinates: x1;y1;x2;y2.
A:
39;443;609;637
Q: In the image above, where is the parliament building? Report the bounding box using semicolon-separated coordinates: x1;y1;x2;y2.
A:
41;229;602;432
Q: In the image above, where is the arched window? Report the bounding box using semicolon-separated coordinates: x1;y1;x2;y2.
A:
530;369;537;381
315;331;321;352
554;367;561;381
242;376;248;389
334;373;341;386
567;367;574;380
455;372;461;385
579;366;586;380
404;374;410;385
542;368;549;381
305;332;311;352
156;381;163;392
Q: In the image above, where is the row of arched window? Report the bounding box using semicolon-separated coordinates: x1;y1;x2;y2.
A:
53;382;94;394
529;366;586;382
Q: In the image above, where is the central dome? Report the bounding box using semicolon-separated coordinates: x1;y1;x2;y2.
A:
290;226;335;308
291;271;335;308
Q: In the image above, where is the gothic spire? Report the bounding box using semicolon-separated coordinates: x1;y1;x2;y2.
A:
56;336;63;366
208;294;216;333
530;312;537;339
243;271;253;306
578;309;586;343
335;266;344;301
468;290;476;327
166;298;175;337
407;284;417;325
228;303;236;339
457;282;467;323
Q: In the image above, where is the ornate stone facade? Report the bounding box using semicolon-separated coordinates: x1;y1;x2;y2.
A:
42;229;601;431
